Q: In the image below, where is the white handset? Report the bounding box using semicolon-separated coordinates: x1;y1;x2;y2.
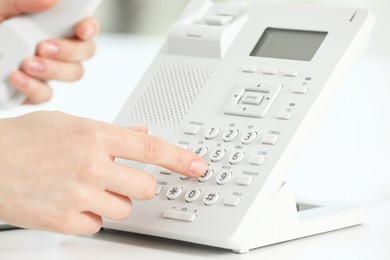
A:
0;0;102;108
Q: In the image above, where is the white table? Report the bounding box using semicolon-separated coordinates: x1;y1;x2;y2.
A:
1;34;389;259
0;201;389;259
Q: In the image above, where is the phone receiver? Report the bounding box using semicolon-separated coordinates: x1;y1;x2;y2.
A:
0;0;102;108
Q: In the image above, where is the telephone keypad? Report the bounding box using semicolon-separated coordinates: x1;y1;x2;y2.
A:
241;130;257;145
198;167;214;183
185;188;201;203
158;125;278;215
192;145;208;157
203;191;220;206
204;126;220;140
222;128;239;142
210;148;227;162
228;150;245;165
216;170;232;185
166;185;183;200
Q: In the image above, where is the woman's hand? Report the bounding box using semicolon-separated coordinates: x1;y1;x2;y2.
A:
0;111;207;234
0;0;100;104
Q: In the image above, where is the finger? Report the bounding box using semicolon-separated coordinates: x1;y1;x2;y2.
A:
37;39;96;62
105;163;157;201
0;0;57;21
103;126;208;178
128;126;149;134
75;17;100;41
22;57;83;82
85;191;132;221
61;212;102;235
8;70;53;104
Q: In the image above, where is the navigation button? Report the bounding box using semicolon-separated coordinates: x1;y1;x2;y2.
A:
241;92;264;105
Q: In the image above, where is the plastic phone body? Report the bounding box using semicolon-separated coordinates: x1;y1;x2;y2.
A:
103;0;374;253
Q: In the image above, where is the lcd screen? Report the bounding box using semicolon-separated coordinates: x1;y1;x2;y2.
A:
250;28;328;61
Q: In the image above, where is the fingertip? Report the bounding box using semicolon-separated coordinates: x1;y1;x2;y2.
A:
9;71;29;90
189;159;208;178
76;18;100;40
129;126;149;134
17;0;58;14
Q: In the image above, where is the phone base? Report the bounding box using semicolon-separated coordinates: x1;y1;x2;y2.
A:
232;182;365;253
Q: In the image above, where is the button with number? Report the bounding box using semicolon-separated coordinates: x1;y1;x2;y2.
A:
185;188;201;203
203;191;220;206
209;148;226;162
204;126;220;140
166;185;183;200
241;130;257;145
216;170;232;185
229;150;245;165
222;128;239;142
198;167;214;182
192;145;208;158
180;176;190;180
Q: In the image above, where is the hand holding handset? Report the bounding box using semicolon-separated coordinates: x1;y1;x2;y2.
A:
0;0;102;108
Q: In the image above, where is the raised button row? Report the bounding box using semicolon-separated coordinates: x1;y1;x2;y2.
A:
193;145;267;166
164;185;241;207
186;126;279;146
242;66;299;77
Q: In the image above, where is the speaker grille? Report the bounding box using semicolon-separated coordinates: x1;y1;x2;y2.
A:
126;62;214;129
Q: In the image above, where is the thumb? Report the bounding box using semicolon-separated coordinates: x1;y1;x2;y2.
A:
0;0;58;22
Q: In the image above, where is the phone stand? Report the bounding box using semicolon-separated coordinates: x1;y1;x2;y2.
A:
235;182;365;253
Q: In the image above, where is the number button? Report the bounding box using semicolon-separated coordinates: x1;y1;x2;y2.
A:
192;145;208;158
222;128;239;142
241;130;257;145
204;126;220;140
209;148;226;162
229;150;245;165
166;185;183;200
203;192;220;206
216;170;232;185
198;167;214;183
185;188;201;203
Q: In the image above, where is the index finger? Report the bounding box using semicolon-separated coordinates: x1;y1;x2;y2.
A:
105;127;208;178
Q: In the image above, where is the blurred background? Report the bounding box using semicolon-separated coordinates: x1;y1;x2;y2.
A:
94;0;390;58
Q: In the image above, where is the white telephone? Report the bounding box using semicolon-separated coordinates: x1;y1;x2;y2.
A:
104;0;375;253
0;0;102;108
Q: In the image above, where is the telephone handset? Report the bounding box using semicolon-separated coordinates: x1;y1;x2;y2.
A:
104;0;375;253
0;0;102;108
